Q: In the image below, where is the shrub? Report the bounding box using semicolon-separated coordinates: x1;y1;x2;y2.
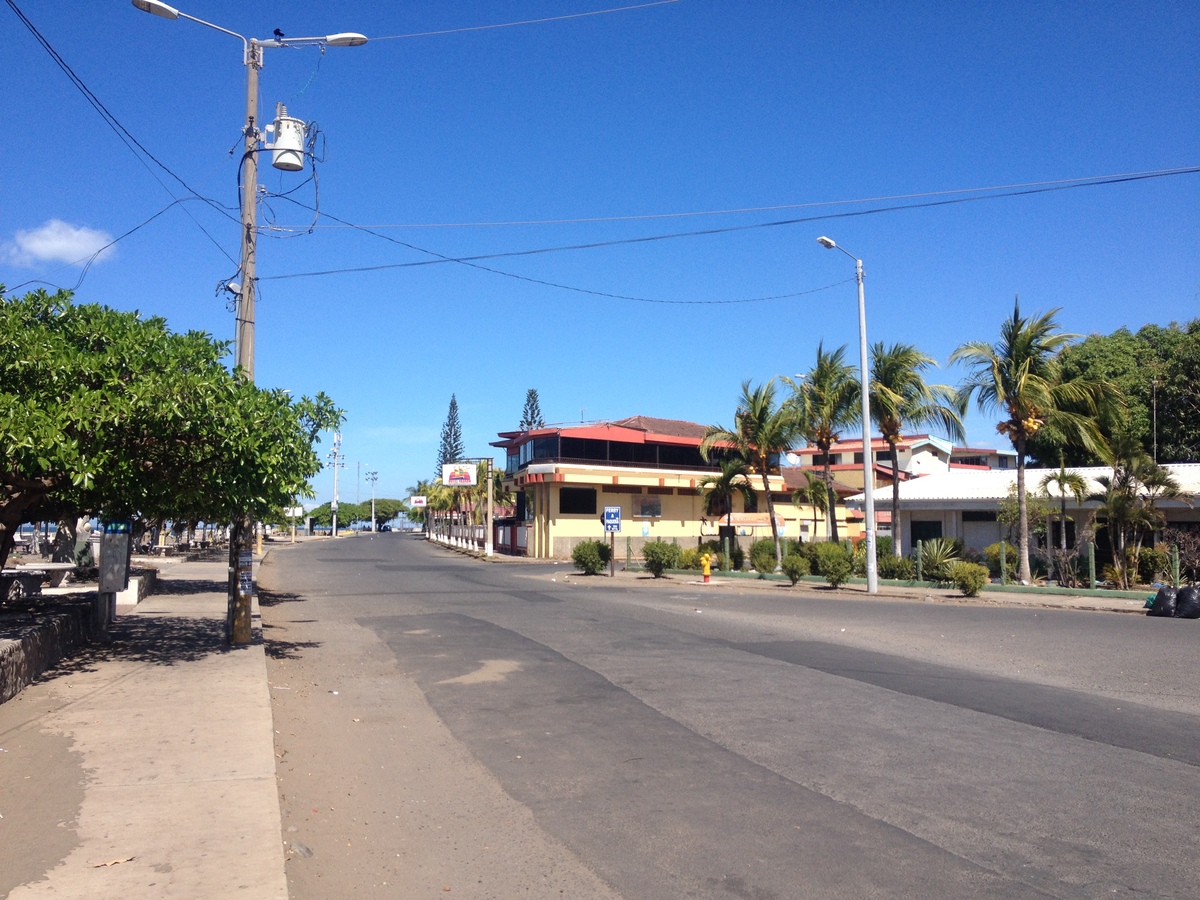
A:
1136;545;1170;585
984;541;1018;581
750;539;778;575
571;539;612;575
920;537;960;583
641;540;682;578
679;547;702;570
816;542;853;588
878;553;915;581
949;561;990;597
781;553;810;585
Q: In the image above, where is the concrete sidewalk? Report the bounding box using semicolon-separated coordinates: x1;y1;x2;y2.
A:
0;558;287;899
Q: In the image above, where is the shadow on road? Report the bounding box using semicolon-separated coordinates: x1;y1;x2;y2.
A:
259;587;304;607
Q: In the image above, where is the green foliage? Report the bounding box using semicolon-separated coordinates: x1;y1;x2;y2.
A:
436;394;464;476
679;547;702;570
984;541;1018;580
920;537;960;583
641;540;681;577
571;539;612;575
949;561;990;597
750;538;778;574
815;541;852;588
518;388;545;430
1134;545;1170;585
878;553;915;581
781;553;810;585
0;289;342;568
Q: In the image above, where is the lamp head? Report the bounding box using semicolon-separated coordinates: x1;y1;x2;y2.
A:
816;236;836;249
131;0;180;19
325;32;368;47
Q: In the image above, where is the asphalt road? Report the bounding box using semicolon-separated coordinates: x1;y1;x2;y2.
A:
261;535;1200;899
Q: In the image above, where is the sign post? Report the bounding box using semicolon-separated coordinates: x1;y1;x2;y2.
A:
603;506;622;577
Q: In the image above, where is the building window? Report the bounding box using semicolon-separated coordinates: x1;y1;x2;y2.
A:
910;520;943;545
559;487;597;515
633;496;662;517
962;511;997;522
744;492;759;513
956;455;987;467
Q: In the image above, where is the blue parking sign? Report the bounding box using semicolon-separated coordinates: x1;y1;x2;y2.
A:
603;506;621;533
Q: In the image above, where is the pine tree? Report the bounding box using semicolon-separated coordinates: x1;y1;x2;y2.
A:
436;394;465;475
519;388;545;430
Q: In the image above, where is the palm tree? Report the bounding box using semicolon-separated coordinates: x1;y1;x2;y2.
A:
698;455;756;531
1089;431;1182;588
792;469;828;542
785;343;859;542
952;298;1107;583
1039;466;1089;584
700;380;805;568
869;342;965;555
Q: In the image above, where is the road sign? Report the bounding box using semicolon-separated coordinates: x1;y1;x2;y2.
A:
603;506;621;533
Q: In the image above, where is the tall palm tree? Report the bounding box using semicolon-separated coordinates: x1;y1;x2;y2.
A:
700;380;804;568
952;298;1107;583
698;455;756;531
785;343;859;542
869;342;965;555
792;469;828;542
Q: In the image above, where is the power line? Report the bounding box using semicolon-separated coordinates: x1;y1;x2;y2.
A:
261;166;1200;283
371;0;680;40
283;166;1200;230
4;0;238;264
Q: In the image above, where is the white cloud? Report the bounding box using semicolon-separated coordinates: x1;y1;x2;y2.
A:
3;219;115;268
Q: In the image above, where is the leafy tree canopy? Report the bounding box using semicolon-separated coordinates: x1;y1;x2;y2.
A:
0;288;342;567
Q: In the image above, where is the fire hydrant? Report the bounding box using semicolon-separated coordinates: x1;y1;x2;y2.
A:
701;552;712;583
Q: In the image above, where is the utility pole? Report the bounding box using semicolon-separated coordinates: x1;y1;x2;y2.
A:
330;433;343;537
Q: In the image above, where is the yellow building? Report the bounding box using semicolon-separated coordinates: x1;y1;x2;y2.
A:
491;416;845;559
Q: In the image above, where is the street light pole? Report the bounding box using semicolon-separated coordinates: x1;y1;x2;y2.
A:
817;236;878;594
131;0;367;643
366;470;378;533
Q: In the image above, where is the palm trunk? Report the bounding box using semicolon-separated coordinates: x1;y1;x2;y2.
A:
824;455;838;542
763;457;781;568
1016;435;1032;583
890;440;901;556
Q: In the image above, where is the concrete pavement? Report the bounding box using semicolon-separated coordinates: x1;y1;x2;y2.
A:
0;557;287;899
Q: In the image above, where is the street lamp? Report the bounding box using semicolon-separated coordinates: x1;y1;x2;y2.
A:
816;236;878;594
131;0;367;381
366;470;379;533
132;0;366;644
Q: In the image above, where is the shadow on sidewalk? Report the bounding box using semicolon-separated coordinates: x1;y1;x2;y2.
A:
153;578;229;595
44;612;230;679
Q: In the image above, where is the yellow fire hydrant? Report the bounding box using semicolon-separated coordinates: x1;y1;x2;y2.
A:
701;552;712;583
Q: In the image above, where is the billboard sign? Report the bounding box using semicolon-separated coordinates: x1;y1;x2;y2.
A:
410;495;428;508
442;463;478;487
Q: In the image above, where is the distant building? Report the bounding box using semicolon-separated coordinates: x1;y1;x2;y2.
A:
491;416;845;559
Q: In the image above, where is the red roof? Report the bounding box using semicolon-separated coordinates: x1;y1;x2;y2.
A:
493;415;709;449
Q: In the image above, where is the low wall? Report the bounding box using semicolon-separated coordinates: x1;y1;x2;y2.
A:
0;597;99;703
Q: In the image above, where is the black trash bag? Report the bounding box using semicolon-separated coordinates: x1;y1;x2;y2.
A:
1148;587;1178;617
1174;586;1200;619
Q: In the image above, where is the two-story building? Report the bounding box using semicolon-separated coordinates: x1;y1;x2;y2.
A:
491;416;845;559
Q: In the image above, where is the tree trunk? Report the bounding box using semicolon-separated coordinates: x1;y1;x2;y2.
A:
824;454;838;542
1016;435;1032;583
763;459;782;568
890;440;902;556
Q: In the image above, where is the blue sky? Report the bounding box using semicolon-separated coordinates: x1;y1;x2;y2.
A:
3;1;1197;508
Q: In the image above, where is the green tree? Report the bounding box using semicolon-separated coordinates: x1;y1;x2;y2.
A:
519;388;545;430
791;469;828;541
952;299;1107;583
1089;431;1182;588
700;380;804;569
869;342;965;554
697;455;756;530
786;343;859;542
0;288;341;569
436;394;465;475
